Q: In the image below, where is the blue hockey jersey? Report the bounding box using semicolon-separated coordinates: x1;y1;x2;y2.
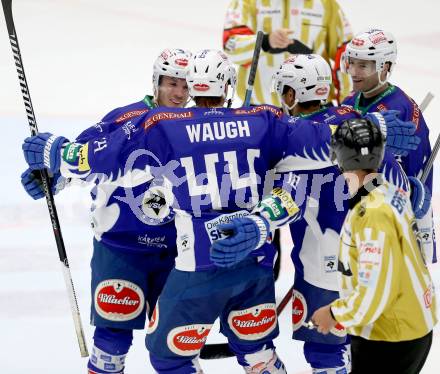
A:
60;105;337;271
342;85;432;190
66;95;177;253
279;106;409;291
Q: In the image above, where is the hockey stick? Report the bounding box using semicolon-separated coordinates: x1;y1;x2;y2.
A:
418;92;437;183
243;30;264;106
200;285;294;360
2;0;88;357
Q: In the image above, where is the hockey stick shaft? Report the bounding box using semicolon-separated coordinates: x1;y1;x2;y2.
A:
2;0;88;357
418;92;436;184
243;31;264;106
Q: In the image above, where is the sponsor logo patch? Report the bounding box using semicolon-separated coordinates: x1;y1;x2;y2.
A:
142;111;193;131
315;86;329;96
167;324;211;356
228;303;277;340
235;105;283;118
115;109;149;123
147;302;159;334
330;322;347;337
324;255;337;273
175;58;188;67
78;143;90;172
292;290;307;332
204;210;250;243
369;31;387;45
62;142;82;163
193;83;210;92
94;279;144;321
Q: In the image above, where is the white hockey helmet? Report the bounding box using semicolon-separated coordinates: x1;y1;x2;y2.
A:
186;49;237;98
152;48;192;95
341;29;397;74
272;54;332;108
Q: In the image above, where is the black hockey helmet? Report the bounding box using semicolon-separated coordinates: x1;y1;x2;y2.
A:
330;118;385;172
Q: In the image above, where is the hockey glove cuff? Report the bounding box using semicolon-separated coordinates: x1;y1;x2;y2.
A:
22;133;68;173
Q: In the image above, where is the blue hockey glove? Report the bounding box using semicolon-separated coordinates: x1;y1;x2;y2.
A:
365;111;421;157
408;176;431;219
22;132;68;173
21;168;66;200
210;215;269;268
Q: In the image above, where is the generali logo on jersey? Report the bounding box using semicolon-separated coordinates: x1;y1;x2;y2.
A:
228;303;277;340
167;324;212;356
291;290;307;331
115;109;149;123
94;279;144;321
143;111;193;131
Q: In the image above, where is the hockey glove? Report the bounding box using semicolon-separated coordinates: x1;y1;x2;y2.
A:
22;132;68;173
210;215;269;268
21;167;66;200
408;176;432;219
364;111;421;156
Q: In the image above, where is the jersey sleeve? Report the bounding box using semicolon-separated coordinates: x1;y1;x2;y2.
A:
59;116;162;187
331;208;402;328
274;116;335;173
223;0;257;66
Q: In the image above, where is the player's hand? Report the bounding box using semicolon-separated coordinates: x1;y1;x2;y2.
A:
210;215;269;267
364;111;421;156
310;305;337;335
408;176;432;219
22;132;68;173
269;29;294;49
21;168;66;200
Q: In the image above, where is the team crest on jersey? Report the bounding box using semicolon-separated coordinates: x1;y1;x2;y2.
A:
291;290;307;332
228;303;277;340
167;324;212;356
94;279;144;321
147;302;159;334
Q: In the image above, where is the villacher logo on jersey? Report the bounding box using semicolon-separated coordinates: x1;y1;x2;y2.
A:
228;303;277;340
94;279;144;322
167;324;212;356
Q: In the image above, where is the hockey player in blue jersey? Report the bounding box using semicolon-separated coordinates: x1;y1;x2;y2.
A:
21;49;419;373
262;54;411;374
340;28;435;263
20;48;191;374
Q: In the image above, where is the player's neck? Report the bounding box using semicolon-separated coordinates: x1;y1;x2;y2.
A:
292;104;321;116
362;82;390;99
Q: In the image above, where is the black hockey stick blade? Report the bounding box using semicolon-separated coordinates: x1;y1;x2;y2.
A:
1;0;88;357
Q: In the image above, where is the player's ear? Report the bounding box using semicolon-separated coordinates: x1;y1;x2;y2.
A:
283;87;295;106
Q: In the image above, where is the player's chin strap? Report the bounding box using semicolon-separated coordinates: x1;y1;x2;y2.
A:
361;70;392;96
281;97;299;115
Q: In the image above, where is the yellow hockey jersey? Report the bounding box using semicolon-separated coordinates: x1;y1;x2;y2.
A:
331;178;437;341
223;0;353;106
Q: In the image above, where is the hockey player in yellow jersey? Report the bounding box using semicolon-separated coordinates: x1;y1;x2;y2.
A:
223;0;353;106
311;118;437;374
